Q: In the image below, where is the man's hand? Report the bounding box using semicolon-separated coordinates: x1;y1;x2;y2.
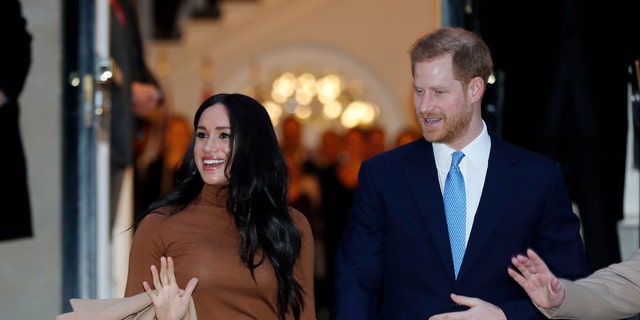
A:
429;293;506;320
508;248;566;308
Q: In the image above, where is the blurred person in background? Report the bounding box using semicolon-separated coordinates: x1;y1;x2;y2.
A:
280;115;317;173
135;114;192;223
394;127;422;147
321;127;368;318
109;0;163;230
316;129;343;171
0;0;33;241
366;126;386;158
314;128;344;319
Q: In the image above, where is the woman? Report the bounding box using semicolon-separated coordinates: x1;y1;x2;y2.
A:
125;93;316;320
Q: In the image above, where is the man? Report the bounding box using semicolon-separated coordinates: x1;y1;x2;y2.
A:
509;248;640;319
0;0;33;241
332;27;588;319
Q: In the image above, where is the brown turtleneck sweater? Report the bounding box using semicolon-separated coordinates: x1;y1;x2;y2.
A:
124;184;316;319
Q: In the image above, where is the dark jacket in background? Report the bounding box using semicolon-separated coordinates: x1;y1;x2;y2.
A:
0;0;33;241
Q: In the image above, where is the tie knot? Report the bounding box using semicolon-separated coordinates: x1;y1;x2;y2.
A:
451;151;465;168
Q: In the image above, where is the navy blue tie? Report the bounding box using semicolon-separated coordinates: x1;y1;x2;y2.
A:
444;151;466;278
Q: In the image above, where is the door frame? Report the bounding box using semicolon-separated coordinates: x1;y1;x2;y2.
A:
61;0;112;309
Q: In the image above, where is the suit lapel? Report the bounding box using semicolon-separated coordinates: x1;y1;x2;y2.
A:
405;140;455;276
458;137;519;278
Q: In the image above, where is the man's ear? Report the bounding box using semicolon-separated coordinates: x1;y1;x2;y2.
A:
469;76;485;103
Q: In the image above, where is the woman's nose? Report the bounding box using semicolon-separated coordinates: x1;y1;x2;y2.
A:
203;138;215;152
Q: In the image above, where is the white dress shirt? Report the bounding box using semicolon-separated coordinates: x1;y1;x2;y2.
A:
433;121;491;244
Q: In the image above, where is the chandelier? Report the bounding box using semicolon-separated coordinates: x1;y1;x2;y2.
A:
257;70;379;129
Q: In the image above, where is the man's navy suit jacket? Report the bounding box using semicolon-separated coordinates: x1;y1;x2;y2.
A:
333;135;589;319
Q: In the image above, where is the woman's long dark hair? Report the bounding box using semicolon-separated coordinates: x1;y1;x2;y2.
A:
139;93;304;319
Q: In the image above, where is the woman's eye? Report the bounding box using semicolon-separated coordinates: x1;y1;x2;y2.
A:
196;132;207;139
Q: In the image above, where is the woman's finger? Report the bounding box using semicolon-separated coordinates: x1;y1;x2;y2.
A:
159;256;170;287
150;264;161;290
167;257;177;287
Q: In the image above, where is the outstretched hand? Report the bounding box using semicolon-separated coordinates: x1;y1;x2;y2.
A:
429;293;506;320
507;248;565;308
143;256;198;320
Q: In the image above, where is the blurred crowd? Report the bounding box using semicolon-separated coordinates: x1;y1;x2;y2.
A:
277;116;421;319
